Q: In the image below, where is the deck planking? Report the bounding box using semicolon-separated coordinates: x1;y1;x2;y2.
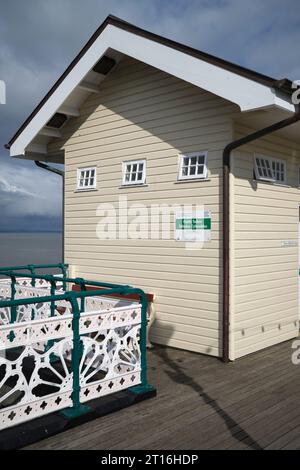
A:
25;339;300;450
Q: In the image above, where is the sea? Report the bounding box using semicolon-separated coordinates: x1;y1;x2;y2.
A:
0;232;62;269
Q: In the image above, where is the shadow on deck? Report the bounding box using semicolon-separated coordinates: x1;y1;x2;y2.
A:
26;339;300;450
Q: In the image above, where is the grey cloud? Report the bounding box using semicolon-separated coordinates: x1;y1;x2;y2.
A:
0;0;299;229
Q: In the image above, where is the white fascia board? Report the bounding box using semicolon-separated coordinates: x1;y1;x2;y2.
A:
10;24;295;157
10;26;112;157
109;26;294;114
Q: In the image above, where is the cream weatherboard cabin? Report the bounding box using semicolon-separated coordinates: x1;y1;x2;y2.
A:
6;15;300;361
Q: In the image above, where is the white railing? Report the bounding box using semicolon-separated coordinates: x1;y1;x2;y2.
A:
0;282;142;430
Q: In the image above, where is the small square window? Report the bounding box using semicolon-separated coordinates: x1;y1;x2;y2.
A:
178;152;208;180
77;167;97;190
254;155;286;184
122;160;146;185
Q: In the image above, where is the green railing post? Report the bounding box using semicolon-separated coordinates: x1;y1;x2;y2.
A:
28;265;36;287
9;274;17;342
140;292;148;388
129;290;155;395
47;279;57;360
59;263;67;291
75;278;86;313
61;293;90;418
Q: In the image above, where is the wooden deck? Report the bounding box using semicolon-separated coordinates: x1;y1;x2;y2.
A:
26;339;300;450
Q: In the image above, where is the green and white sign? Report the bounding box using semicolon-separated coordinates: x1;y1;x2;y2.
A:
175;210;212;242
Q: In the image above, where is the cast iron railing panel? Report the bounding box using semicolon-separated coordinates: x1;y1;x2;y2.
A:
0;264;151;430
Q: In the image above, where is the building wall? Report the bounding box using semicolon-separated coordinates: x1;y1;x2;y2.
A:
48;56;236;357
231;123;300;359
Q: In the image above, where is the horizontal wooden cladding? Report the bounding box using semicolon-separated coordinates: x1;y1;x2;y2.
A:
60;97;231;146
235;299;297;325
65;247;220;269
235;223;297;233
65;244;221;262
69;268;221;304
61;102;231;148
235;239;297;250
234;190;300;207
236;262;297;277
234;123;300;155
234;313;297;340
156;302;221;321
235;231;297;241
71;80;225;125
49;95;233;155
235;185;300;203
79;82;209;123
234;328;297;359
62;133;230;164
65;172;222;189
63;57;229;356
235;268;297;286
234;213;298;225
64;199;220;213
153;319;220;340
235;290;298;315
236;321;299;358
64;259;220;287
65;155;223;180
150;332;220;357
159;312;219;331
66;267;221;294
65;191;221;204
235;288;297;309
65;172;222;190
232;126;300;359
61;104;230;147
235;276;296;297
64;212;222;225
65;149;223;174
151;322;220;344
235;255;296;268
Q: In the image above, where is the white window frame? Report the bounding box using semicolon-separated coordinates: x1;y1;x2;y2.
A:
178;152;208;181
254;154;287;185
76;166;97;191
122;159;146;186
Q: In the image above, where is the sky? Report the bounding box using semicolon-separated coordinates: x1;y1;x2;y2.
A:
1;0;300;232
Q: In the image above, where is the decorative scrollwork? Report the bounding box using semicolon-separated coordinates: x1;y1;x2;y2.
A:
0;283;142;430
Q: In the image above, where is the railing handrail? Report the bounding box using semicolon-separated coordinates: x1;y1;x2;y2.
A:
0;263;68;272
0;270;130;290
0;266;151;420
0;263;69;289
0;286;145;309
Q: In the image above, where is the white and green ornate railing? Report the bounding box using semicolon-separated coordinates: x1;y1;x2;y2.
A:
0;265;153;430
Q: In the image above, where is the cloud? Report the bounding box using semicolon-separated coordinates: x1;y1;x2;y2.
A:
0;161;62;218
0;175;36;198
0;0;299;230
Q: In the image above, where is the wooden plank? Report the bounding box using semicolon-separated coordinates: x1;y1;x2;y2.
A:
25;339;300;450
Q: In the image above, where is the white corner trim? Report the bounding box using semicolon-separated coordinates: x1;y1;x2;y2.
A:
9;23;295;158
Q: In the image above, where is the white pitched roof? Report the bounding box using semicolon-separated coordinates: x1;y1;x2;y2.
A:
6;15;296;159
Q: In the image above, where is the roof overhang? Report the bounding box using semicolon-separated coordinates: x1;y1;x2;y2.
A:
6;15;297;160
